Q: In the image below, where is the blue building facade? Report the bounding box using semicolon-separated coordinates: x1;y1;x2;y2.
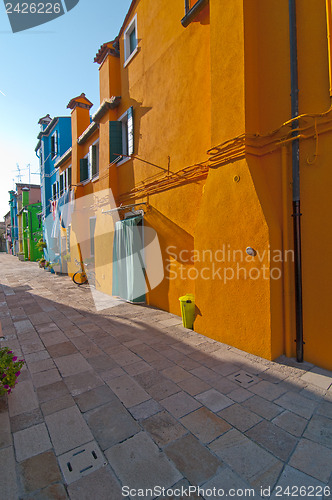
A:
8;190;18;255
35;115;72;267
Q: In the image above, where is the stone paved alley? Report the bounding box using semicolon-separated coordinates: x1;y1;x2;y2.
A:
0;254;332;499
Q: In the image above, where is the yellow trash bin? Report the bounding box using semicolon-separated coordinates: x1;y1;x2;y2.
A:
179;294;195;329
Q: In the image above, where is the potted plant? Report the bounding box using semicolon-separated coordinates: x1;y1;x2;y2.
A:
17;252;25;262
36;238;47;250
37;258;46;268
0;348;24;396
63;253;71;262
44;261;50;271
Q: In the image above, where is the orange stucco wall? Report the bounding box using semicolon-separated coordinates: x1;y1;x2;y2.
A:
65;0;332;370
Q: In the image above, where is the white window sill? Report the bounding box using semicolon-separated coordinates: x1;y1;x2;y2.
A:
117;156;131;167
80;179;91;186
92;175;99;183
124;46;138;68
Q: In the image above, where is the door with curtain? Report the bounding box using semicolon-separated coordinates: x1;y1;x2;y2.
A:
112;216;146;303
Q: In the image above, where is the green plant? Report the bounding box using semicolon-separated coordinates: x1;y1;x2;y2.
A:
45;261;50;268
0;348;25;396
36;238;47;252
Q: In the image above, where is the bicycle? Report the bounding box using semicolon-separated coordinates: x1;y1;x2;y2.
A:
72;258;96;286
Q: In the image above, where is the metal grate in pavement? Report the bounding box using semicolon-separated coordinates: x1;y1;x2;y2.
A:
58;441;107;484
228;370;260;389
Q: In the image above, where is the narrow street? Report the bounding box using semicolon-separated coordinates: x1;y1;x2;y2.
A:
0;253;331;499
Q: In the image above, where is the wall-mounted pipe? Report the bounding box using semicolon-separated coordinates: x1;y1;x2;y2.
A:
181;0;208;28
289;0;304;362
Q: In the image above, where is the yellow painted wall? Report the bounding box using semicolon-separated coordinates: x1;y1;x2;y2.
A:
64;0;332;369
295;0;332;369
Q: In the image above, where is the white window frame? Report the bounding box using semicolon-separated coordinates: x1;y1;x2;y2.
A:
124;14;138;67
59;172;64;196
89;139;100;181
117;110;130;166
51;130;58;159
81;153;90;185
65;165;72;191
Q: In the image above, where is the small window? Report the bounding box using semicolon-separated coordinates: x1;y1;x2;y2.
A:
59;173;64;196
109;107;134;165
51;130;58;158
68;166;72;188
89;141;99;179
124;14;138;66
80;156;89;183
52;183;57;200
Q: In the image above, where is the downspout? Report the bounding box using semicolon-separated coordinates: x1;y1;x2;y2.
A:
288;0;304;362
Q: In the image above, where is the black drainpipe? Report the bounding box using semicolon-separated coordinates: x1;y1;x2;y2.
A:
288;0;304;362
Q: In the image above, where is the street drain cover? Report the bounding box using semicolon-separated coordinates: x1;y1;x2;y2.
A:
228;370;260;388
58;441;107;484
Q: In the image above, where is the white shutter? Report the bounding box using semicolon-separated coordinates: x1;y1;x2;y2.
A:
127;106;134;156
54;130;58;155
88;146;93;179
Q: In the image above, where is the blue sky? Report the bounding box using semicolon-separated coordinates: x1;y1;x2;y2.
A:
0;0;131;217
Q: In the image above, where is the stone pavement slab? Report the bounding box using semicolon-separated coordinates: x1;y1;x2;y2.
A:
164;434;222;485
63;370;104;396
202;468;260;499
303;414;332;449
246;419;298;461
8;380;39;417
272;410;308;437
289;439;332;482
300;367;332;390
18;450;62;494
270;465;325;499
74;385;117;413
218;403;262;432
0;446;19;500
243;395;284;420
128;398;163;420
210;429;283;490
142;410;187;447
13;423;52;462
160;390;201;418
195;388;233;413
67;466;122;500
0;411;12;448
1;254;332;498
180;407;231;444
54;353;92;377
85;401;140;450
105;432;182;495
10;407;44;433
106;373;151;407
36;380;70;403
45;406;94;456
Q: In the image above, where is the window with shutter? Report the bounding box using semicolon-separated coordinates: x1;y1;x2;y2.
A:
60;173;64;195
54;130;58;155
109;121;123;164
127;107;134;156
124;14;138;66
89;143;99;178
68;166;72;187
80;158;89;182
51;131;58;158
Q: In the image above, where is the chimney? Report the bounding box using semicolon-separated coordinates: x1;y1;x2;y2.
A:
67;93;93;188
